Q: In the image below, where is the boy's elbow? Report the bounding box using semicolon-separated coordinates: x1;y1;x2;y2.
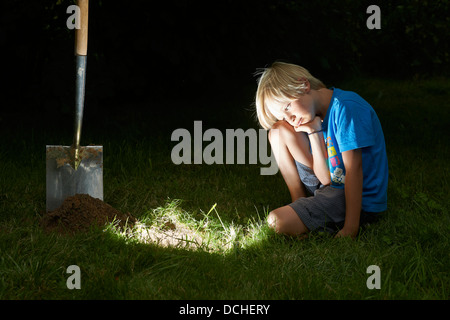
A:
321;177;331;186
317;171;331;186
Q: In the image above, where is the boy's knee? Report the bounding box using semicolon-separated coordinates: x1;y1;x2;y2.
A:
267;207;309;236
269;120;293;144
268;122;281;144
267;210;286;234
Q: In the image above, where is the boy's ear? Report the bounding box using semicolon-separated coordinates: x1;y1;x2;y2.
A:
298;77;310;93
297;77;311;94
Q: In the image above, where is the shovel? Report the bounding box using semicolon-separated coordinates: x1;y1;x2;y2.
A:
46;0;103;212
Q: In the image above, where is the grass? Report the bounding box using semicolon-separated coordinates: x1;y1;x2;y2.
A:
0;77;449;300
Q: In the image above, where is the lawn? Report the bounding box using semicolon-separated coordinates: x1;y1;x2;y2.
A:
0;77;448;301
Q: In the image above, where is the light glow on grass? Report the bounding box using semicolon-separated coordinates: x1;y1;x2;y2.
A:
104;200;270;254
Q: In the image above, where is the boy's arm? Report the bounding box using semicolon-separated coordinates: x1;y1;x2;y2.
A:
296;117;331;186
308;131;331;186
337;148;363;238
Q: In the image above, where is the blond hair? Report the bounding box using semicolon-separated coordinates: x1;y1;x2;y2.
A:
255;62;326;130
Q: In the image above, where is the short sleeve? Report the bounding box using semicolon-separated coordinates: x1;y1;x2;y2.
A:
334;99;376;152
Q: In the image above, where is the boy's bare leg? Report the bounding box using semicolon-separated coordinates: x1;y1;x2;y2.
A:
269;120;313;202
267;205;309;236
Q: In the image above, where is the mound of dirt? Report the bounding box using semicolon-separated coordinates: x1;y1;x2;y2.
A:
41;194;136;234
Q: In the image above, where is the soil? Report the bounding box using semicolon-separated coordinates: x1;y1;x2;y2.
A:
46;145;102;169
41;194;136;234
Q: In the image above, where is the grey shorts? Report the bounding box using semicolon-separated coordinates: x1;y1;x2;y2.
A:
295;161;322;196
290;161;381;234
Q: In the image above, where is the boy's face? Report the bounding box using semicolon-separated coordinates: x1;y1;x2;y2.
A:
267;79;317;129
284;95;316;128
270;92;316;129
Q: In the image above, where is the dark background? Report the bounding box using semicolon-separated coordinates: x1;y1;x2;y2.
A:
1;0;449;139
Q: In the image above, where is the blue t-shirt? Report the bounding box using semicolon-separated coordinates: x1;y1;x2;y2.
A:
322;88;388;213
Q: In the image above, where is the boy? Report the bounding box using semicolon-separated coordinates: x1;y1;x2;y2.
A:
255;62;388;238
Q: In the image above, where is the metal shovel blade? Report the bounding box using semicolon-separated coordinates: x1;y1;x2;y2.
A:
46;145;103;212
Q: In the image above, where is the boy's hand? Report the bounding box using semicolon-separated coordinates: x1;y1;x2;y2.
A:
294;116;322;133
335;227;359;239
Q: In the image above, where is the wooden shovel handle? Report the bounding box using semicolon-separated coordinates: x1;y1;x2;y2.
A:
75;0;89;56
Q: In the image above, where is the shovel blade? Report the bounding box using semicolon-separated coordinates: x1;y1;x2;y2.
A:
46;145;103;212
